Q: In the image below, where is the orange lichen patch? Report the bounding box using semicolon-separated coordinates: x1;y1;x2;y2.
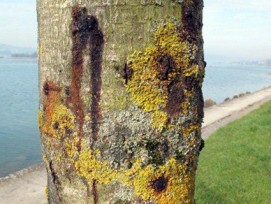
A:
40;81;75;139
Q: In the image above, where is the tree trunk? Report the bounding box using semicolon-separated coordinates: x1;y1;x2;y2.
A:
37;0;205;203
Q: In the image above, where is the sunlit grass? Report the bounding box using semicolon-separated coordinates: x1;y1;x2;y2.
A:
196;101;271;204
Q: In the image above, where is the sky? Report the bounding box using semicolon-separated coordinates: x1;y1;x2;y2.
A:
0;0;271;61
0;0;37;48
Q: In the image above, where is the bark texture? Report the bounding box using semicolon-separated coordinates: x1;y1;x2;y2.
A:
37;0;205;203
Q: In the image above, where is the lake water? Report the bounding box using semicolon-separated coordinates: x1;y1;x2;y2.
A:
0;58;270;177
203;65;271;103
0;58;41;178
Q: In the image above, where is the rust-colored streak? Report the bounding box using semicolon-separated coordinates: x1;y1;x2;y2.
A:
43;81;61;137
70;5;103;201
70;6;104;146
69;6;91;149
92;179;98;204
89;16;104;143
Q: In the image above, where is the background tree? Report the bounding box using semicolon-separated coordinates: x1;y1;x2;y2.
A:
37;0;205;203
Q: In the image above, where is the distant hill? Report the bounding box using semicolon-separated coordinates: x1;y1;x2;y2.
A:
0;43;36;57
231;59;271;67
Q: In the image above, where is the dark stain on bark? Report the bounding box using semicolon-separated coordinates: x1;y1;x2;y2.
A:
152;177;168;192
70;5;104;150
122;63;133;84
70;5;103;203
181;0;203;42
49;161;59;185
48;161;62;203
70;6;87;150
65;87;70;96
166;81;185;116
157;55;174;81
185;75;199;91
194;84;204;121
89;16;104;143
43;82;50;96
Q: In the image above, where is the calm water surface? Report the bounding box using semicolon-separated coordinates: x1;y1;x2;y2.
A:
203;65;271;103
0;59;270;177
0;58;41;177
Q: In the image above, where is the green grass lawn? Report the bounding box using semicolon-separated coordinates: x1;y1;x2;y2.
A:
195;101;271;204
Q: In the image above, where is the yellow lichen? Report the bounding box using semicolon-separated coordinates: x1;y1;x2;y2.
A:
182;124;200;138
151;111;168;130
183;65;200;77
75;150;118;185
74;148;194;203
126;21;196;129
42;154;49;166
84;113;91;121
37;110;43;129
45;185;49;201
180;100;190;116
42;104;75;139
64;135;80;160
130;158;194;204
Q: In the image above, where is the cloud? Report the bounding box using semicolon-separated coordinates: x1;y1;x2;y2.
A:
204;0;271;60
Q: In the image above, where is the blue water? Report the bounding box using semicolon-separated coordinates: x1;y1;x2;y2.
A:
0;59;270;177
203;65;271;103
0;58;41;177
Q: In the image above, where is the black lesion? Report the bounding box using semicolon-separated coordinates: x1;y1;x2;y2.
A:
152;177;168;192
122;63;134;84
157;55;174;81
53;122;59;130
49;161;59;185
65;87;70;96
43;82;50;96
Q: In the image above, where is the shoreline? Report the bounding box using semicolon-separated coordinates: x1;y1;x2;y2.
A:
0;86;271;203
0;163;45;183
